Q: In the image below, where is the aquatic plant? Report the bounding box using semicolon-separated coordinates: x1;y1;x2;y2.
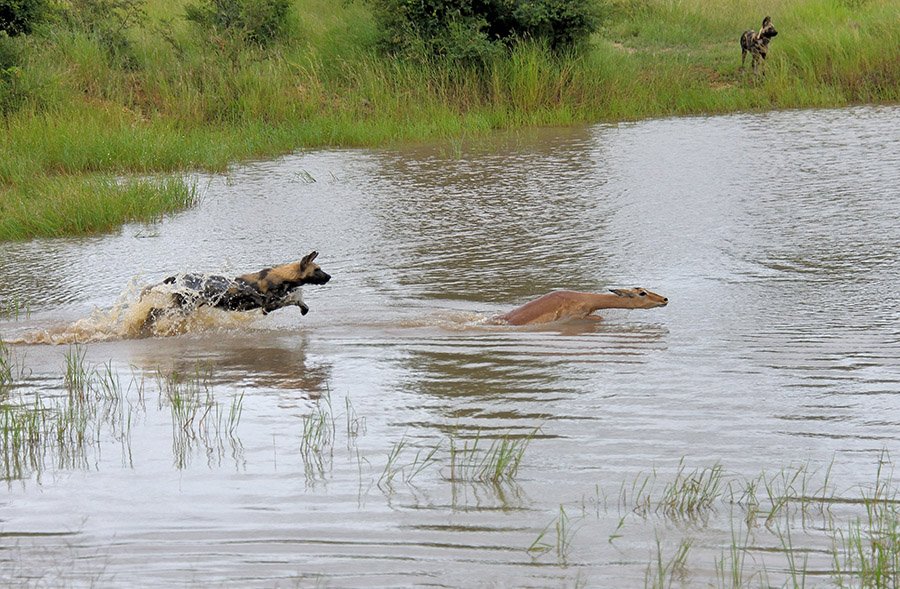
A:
528;505;581;565
0;294;30;320
714;517;760;589
299;391;336;481
377;436;406;490
644;535;692;589
156;365;244;468
344;394;365;445
831;453;900;588
447;429;534;484
1;349;138;480
0;337;16;394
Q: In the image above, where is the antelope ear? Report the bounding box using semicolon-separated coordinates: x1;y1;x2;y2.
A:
300;251;318;266
609;288;634;298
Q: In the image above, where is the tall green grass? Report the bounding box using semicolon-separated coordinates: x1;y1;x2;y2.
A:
0;175;197;240
0;0;896;240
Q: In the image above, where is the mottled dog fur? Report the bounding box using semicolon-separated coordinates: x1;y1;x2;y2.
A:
140;251;331;330
741;16;778;75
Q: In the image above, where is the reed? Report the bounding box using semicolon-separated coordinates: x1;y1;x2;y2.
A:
0;295;30;321
156;365;244;468
831;453;900;588
0;338;15;394
344;394;366;445
714;517;758;589
378;436;407;490
657;460;725;519
447;429;534;484
645;535;692;589
2;349;137;480
528;505;581;565
299;391;336;481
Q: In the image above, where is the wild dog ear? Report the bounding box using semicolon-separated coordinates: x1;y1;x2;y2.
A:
609;288;635;298
300;251;319;267
762;16;772;27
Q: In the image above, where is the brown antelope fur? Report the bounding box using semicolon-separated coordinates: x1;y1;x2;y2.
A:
498;288;668;326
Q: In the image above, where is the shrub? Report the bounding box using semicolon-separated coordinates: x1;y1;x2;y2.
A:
184;0;292;49
368;0;600;65
60;0;147;67
0;0;48;36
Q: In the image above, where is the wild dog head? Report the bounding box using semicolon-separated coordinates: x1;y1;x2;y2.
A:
609;287;669;309
755;16;778;56
237;251;331;294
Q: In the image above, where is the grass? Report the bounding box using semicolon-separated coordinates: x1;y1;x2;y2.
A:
156;365;244;468
299;391;336;481
0;175;198;240
447;429;535;484
0;0;897;241
2;345;136;479
528;505;581;565
645;535;692;589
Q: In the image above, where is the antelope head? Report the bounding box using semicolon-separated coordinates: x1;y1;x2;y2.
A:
609;287;669;309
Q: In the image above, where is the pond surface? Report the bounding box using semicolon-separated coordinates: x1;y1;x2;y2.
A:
1;106;899;587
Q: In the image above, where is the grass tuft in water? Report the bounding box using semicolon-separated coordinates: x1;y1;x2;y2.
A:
831;452;900;588
2;347;137;480
658;460;725;519
528;505;581;565
0;295;31;321
299;391;336;481
156;365;244;468
645;535;692;589
447;428;535;484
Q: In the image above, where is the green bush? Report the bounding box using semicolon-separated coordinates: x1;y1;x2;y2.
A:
368;0;600;65
60;0;147;68
184;0;293;49
0;0;48;36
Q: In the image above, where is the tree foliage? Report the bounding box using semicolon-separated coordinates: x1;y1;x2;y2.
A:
367;0;600;65
184;0;293;49
0;0;48;36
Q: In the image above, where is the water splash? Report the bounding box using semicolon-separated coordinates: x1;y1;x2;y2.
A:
15;276;257;344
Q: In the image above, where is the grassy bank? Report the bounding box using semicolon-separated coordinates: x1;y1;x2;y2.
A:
0;0;897;240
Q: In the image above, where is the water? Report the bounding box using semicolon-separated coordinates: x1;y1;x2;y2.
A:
1;106;899;587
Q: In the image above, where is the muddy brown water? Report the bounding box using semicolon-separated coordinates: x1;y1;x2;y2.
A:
1;106;899;587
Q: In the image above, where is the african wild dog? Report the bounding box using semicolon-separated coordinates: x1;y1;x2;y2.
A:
741;16;778;76
139;251;331;332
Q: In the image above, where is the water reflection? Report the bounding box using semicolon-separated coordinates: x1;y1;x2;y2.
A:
370;126;612;302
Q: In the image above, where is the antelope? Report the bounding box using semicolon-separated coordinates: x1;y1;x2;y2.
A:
497;288;668;326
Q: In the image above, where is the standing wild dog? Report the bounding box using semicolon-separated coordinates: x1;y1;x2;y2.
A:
139;251;331;333
740;16;778;76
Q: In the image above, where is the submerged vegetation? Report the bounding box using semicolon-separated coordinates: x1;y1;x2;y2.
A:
0;0;896;240
3;345;900;586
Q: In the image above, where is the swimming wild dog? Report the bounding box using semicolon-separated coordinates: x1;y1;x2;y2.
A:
139;251;331;331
